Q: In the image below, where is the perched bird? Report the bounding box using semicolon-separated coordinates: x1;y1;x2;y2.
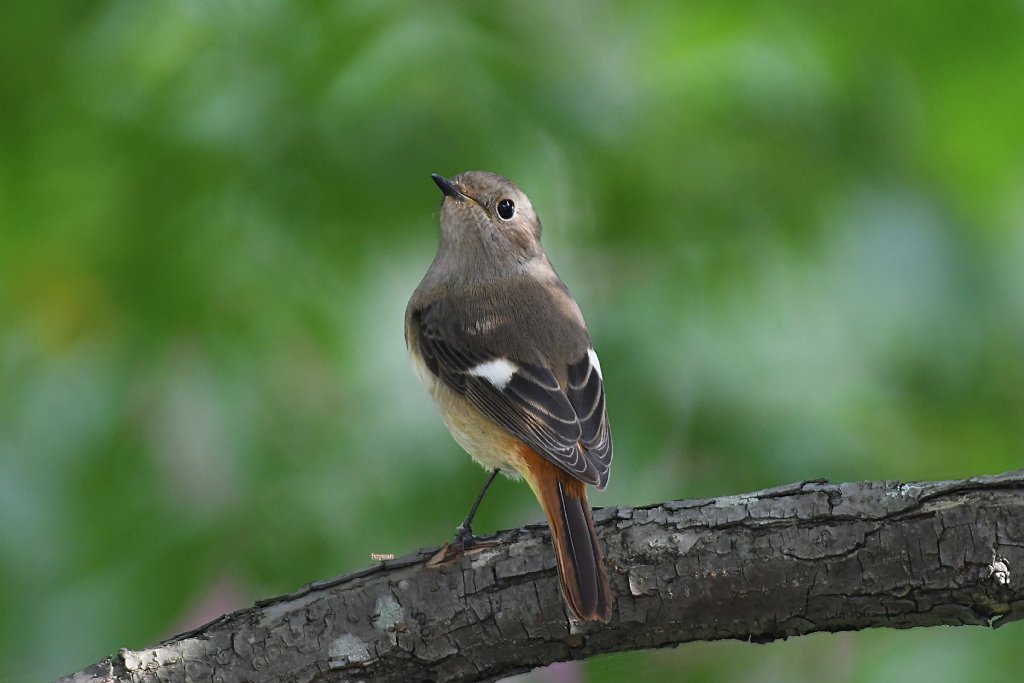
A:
405;171;613;622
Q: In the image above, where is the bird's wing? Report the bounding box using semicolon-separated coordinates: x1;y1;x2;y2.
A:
566;349;612;488
413;306;611;487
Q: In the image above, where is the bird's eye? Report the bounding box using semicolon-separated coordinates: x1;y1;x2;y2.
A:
496;199;515;220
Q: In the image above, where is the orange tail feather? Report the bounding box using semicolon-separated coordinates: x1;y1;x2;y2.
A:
521;446;613;622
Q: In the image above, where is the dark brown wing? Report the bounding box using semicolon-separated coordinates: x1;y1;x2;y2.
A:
413;306;604;486
566;352;613;489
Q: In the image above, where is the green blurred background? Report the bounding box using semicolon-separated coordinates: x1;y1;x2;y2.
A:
2;2;1022;681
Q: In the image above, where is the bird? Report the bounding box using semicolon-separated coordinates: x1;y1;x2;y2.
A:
405;171;613;622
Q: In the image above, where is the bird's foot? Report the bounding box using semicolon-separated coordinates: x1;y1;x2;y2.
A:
426;525;489;567
453;522;480;550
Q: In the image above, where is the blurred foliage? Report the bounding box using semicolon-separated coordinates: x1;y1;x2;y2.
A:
1;1;1022;681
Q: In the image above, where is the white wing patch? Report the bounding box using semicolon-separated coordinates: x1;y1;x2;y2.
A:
468;358;518;390
587;348;603;380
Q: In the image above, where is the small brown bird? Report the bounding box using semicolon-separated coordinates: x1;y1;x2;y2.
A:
405;171;613;622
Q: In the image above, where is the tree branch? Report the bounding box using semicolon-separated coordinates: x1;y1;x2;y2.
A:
61;470;1024;683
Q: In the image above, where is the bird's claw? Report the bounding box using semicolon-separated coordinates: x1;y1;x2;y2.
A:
453;523;479;550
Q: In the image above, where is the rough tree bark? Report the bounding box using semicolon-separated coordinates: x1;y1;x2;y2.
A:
62;470;1023;683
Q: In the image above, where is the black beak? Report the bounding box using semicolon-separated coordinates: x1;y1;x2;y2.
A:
431;173;464;200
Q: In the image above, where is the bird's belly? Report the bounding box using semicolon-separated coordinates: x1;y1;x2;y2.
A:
438;401;523;478
411;352;523;479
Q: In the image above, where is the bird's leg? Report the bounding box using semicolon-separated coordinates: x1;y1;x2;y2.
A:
454;468;500;547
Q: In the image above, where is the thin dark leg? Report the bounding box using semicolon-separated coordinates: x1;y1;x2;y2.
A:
454;468;500;546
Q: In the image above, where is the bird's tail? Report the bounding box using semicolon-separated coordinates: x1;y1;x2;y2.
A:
520;446;613;622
